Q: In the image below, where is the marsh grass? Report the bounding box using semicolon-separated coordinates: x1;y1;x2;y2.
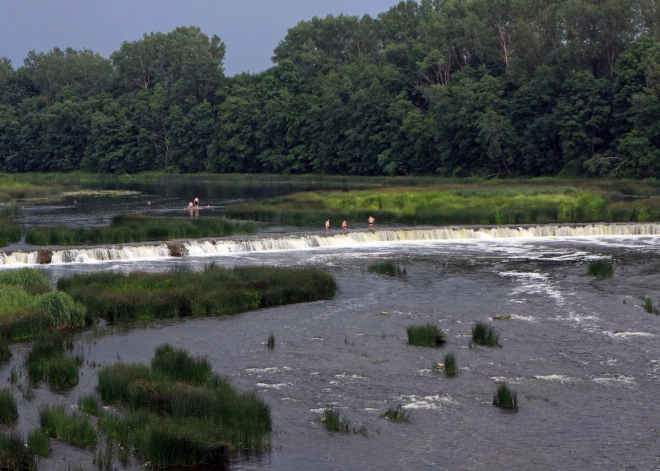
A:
267;333;275;349
58;265;337;324
406;323;445;347
27;334;81;392
472;322;501;347
151;344;211;384
0;337;11;363
96;344;271;467
493;383;518;410
644;297;654;313
588;260;614;279
0;431;37;471
367;262;406;278
78;394;99;415
27;429;51;456
0;388;18;424
320;406;369;436
24;214;257;246
443;352;458;377
39;405;97;447
382;406;411;423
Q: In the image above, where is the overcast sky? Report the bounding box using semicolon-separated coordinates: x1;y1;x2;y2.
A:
1;0;402;76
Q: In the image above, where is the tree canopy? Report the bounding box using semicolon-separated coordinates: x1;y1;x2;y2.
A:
2;1;660;177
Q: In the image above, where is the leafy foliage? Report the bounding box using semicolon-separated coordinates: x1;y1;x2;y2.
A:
1;3;660;177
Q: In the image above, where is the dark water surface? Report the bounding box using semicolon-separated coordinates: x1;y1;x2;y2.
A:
3;180;660;470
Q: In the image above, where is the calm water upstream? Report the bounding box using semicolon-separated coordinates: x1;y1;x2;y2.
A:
2;181;660;470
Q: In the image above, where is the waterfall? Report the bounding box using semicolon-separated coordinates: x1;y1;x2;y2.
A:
1;222;660;266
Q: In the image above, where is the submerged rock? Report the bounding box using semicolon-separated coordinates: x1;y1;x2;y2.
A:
166;242;185;257
37;249;52;264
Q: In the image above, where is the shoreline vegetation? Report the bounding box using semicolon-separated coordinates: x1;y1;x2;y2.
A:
24;214;257;246
226;185;660;227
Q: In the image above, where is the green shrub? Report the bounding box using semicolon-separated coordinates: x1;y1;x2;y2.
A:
0;269;51;294
27;429;51;456
406;323;445;347
493;383;518;410
588;260;614;279
39;405;97;448
0;388;18;424
472;322;501;347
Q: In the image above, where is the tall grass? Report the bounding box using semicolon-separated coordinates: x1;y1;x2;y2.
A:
151;344;211;384
96;344;271;467
0;388;18;424
27;334;81;392
0;431;37;471
25;214;257;246
406;323;445;347
367;262;406;278
443;352;458;377
224;184;660;226
0;268;51;294
39;405;97;447
267;333;275;350
78;393;99;415
493;383;518;410
320;406;369;435
27;429;51;456
58;265;337;324
382;406;411;423
644;297;654;313
472;322;501;347
588;260;614;279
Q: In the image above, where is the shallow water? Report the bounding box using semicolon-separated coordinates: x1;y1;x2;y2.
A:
3;180;660;470
1;235;659;470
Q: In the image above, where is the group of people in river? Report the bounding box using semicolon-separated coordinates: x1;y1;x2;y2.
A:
325;216;375;232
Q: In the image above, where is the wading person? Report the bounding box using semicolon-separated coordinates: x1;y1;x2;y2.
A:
342;220;347;230
194;197;200;207
368;215;375;231
325;219;330;231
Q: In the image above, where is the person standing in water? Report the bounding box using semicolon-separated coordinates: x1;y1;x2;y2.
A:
193;197;200;207
325;219;330;231
368;215;375;231
342;220;347;230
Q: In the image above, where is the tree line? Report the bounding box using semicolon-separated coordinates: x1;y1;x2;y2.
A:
2;0;660;177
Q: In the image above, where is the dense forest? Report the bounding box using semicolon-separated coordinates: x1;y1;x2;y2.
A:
2;0;660;177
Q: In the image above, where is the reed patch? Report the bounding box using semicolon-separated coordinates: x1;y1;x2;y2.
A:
39;405;97;447
59;265;337;324
0;388;18;424
443;352;459;377
27;334;82;392
588;260;614;279
472;322;501;347
96;344;271;468
493;383;518;410
407;323;445;347
367;262;407;278
382;406;411;423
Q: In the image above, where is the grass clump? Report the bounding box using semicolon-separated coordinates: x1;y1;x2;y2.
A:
0;388;18;424
78;393;99;415
24;214;258;246
319;406;369;435
493;383;518;410
58;265;337;324
0;431;37;470
367;262;406;278
97;344;271;468
27;429;51;456
151;344;211;384
588;260;614;279
406;323;445;347
267;333;275;350
39;405;97;447
0;268;51;294
644;297;654;313
0;337;11;363
443;352;458;377
27;333;81;392
382;406;411;423
472;322;501;347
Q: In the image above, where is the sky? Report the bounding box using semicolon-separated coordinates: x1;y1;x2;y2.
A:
1;0;402;76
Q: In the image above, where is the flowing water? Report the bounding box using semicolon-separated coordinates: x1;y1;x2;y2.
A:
2;180;660;470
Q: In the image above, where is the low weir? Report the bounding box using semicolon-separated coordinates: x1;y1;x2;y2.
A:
2;222;660;266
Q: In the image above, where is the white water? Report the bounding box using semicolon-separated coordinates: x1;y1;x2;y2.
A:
3;222;660;266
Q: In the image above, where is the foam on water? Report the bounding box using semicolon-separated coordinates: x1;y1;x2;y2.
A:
4;222;660;266
398;394;458;410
